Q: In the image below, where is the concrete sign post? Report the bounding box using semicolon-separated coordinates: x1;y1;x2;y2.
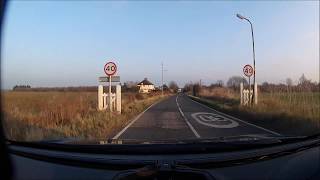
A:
116;84;121;114
104;62;117;112
98;85;104;110
243;64;253;105
98;61;121;113
241;64;257;105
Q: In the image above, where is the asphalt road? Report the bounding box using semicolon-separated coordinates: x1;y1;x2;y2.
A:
114;94;280;140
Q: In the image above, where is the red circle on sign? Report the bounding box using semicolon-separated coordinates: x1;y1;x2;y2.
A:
243;64;253;77
104;61;117;76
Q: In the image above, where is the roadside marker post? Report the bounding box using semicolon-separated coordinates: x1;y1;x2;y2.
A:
98;85;104;110
116;84;121;114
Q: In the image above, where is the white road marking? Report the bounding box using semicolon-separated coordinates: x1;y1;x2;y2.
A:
176;95;201;138
191;112;239;128
187;96;281;136
112;99;162;139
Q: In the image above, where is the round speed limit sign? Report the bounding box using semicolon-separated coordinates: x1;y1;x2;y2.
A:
243;64;254;77
104;62;117;76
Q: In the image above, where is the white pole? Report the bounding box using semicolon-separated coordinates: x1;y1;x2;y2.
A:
98;85;103;110
254;82;258;105
116;84;121;114
240;82;243;105
109;75;112;112
103;93;107;109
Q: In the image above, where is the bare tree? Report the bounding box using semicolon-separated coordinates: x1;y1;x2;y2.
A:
169;81;179;92
298;74;312;91
227;76;248;89
216;80;224;87
123;81;139;92
286;78;293;87
299;74;308;85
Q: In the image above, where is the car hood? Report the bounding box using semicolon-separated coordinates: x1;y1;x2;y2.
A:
39;134;304;145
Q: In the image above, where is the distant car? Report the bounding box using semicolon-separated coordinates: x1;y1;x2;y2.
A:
177;88;182;93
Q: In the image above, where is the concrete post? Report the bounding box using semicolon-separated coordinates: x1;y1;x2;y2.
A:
98;85;104;110
254;82;258;105
243;89;247;105
116;85;121;114
103;93;107;110
112;93;116;111
240;82;243;105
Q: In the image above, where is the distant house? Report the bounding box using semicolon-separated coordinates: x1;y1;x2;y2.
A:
137;78;155;93
12;85;31;91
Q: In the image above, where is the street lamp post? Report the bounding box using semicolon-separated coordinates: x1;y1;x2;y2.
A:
237;13;256;105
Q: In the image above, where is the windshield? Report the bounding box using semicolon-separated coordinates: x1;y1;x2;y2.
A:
1;1;319;145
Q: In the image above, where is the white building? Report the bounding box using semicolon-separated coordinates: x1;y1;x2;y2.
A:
137;78;155;93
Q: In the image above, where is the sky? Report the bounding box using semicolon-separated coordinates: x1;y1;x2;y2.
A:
1;1;319;89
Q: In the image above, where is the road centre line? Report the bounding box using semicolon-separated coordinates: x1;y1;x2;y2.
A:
176;95;201;138
187;96;281;136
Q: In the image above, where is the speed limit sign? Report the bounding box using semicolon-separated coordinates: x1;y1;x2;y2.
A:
104;62;117;76
243;64;254;77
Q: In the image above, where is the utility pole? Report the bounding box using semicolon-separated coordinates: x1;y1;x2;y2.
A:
161;62;167;97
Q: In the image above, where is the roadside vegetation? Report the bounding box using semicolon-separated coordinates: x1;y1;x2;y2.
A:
185;74;320;136
2;90;170;141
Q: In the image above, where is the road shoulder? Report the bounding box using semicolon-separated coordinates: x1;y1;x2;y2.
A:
112;95;171;139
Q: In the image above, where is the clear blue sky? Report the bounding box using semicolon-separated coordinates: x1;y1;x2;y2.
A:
1;1;319;89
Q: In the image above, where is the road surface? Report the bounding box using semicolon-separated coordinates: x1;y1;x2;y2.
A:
114;94;280;140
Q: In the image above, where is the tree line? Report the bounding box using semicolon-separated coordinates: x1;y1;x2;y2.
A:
12;81;179;93
183;73;319;93
12;85;98;92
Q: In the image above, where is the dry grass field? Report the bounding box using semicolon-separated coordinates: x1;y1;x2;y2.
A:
194;87;320;136
2;91;168;141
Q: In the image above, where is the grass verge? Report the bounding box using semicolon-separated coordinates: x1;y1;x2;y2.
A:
2;91;170;141
189;95;320;136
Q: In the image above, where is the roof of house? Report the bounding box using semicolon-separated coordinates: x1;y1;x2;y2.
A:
137;78;154;85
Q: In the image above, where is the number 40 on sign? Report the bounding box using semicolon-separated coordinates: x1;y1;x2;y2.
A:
104;62;117;76
243;64;254;77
